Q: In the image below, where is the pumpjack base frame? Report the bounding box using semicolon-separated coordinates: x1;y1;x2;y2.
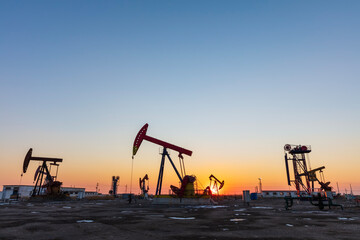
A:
284;196;343;210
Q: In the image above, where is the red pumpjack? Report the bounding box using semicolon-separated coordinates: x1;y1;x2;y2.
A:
133;123;194;196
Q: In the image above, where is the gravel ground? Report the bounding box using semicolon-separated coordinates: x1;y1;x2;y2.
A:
0;198;358;240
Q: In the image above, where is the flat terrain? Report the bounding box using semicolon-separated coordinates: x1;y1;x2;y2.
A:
0;198;359;240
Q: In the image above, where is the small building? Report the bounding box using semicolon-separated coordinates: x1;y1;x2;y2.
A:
1;185;34;200
61;187;85;199
1;185;85;200
85;191;100;197
260;190;336;198
261;190;299;198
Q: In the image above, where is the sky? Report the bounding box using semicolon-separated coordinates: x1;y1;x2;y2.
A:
1;1;359;195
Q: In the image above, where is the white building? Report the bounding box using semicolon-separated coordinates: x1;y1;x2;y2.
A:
1;185;33;200
62;187;85;199
260;190;336;198
1;185;85;200
261;190;299;198
85;191;100;197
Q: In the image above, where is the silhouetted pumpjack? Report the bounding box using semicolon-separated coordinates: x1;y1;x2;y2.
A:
132;123;194;196
23;148;63;197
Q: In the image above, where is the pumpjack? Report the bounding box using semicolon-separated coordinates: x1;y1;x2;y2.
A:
204;174;225;196
23;148;66;199
133;123;196;197
284;144;342;210
139;174;149;199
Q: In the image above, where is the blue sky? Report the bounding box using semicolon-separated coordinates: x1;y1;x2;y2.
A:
1;1;359;194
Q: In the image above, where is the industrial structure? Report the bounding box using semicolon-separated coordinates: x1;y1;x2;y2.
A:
109;176;120;196
283;144;342;210
139;174;149;199
133;123;198;198
22;148;67;199
204;174;225;196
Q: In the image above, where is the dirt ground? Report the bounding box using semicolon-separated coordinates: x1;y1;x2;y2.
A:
0;198;359;240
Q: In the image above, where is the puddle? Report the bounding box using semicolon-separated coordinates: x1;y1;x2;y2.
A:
303;218;312;220
301;211;330;214
187;205;227;209
121;210;134;213
252;206;273;209
230;218;246;222
222;228;229;231
77;220;94;223
338;217;355;221
169;217;195;220
63;206;71;209
31;211;39;214
286;224;294;227
234;208;246;212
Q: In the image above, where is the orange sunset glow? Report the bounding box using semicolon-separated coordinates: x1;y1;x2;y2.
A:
1;126;358;195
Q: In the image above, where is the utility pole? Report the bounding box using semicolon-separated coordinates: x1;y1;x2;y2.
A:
96;183;99;193
350;184;353;195
336;182;340;194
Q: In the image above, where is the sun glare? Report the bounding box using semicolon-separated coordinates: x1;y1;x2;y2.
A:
211;186;219;195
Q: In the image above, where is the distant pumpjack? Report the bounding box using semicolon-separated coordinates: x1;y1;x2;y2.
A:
139;174;149;199
204;174;225;196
